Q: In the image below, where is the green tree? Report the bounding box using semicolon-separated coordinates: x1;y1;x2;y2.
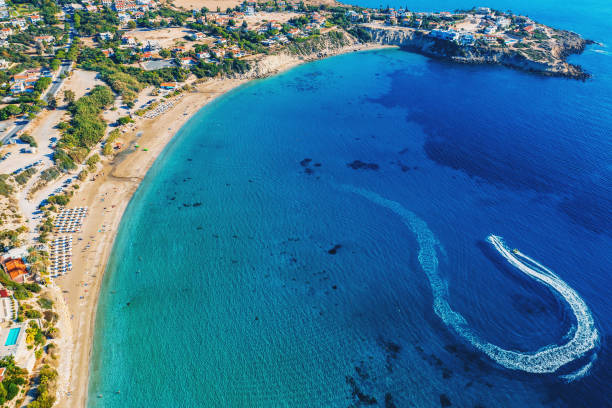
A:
63;89;75;104
0;382;6;404
6;105;21;117
6;383;18;400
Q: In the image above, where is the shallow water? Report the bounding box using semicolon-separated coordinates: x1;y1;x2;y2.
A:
88;2;612;406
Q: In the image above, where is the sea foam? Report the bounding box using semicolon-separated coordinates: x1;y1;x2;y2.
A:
340;185;599;377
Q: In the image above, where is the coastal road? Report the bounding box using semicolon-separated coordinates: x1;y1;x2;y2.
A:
1;25;74;144
43;60;74;102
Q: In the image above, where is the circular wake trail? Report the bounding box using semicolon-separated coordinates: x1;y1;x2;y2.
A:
340;185;599;377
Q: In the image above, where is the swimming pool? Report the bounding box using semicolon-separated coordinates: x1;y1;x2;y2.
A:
4;327;20;346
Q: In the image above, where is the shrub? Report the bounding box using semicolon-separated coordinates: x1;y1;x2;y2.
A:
117;115;134;125
37;298;53;310
0;175;11;197
18;133;37;147
47;194;70;206
25;310;42;319
86;154;100;171
14;168;37;185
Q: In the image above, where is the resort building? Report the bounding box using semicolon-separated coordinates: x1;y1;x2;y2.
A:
0;27;12;38
179;57;197;66
34;35;55;44
190;32;206;41
9;69;43;94
98;32;113;41
2;258;28;283
429;29;458;41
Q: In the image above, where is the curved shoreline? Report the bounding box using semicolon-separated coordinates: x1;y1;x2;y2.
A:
53;43;393;408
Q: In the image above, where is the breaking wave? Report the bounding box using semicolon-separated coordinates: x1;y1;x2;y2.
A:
340;185;599;378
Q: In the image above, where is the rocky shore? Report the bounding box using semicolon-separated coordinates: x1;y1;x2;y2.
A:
363;24;591;79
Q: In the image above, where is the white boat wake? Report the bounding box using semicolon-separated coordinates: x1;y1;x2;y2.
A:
340;185;599;379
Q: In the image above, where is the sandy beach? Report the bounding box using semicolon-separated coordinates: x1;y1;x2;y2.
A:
51;43;392;408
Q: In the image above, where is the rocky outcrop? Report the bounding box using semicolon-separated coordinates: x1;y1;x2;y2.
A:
363;25;590;79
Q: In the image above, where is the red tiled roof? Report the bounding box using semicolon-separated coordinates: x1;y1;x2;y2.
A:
3;258;27;282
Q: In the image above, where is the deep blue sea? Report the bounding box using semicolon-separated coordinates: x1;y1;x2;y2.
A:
88;1;611;406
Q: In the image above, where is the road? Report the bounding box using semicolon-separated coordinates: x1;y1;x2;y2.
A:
1;119;28;145
1;25;74;144
43;60;74;102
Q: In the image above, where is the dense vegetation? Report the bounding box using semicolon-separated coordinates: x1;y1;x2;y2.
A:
74;8;119;36
77;47;188;106
0;356;28;404
55;86;114;170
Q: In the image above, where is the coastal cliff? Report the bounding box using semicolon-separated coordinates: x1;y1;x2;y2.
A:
363;25;590;79
237;31;363;79
235;25;591;81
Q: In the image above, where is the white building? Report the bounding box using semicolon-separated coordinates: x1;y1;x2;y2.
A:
496;17;511;29
429;29;458;41
12;19;26;29
98;32;113;41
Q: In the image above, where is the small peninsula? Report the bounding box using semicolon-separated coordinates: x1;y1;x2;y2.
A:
358;7;592;79
285;5;592;79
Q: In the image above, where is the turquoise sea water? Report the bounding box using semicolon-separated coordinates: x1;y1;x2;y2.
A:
88;1;611;406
